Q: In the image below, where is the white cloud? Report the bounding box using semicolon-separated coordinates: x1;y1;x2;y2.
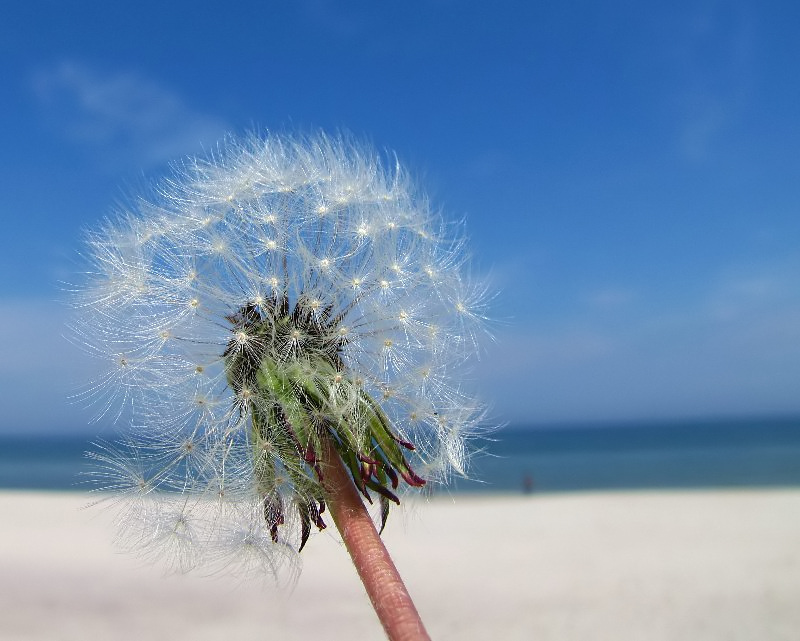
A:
32;61;229;169
669;1;754;161
477;257;800;425
297;0;368;38
0;299;98;432
676;95;730;161
0;300;87;375
583;287;635;309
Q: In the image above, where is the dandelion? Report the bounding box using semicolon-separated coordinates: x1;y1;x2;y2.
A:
74;131;491;639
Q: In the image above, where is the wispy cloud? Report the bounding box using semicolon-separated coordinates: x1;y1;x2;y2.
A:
480;256;800;424
296;0;369;38
32;61;229;169
669;1;755;161
0;299;97;431
583;287;635;309
704;256;800;320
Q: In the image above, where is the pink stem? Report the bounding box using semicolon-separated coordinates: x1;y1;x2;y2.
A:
319;433;431;641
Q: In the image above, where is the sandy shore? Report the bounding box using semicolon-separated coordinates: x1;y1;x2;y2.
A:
1;489;798;640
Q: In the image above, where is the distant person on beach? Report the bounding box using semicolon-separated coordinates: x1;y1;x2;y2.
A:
522;473;534;494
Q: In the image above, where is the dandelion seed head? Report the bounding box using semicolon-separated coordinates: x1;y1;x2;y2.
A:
73;131;492;579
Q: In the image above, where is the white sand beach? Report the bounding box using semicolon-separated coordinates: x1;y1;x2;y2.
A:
1;489;798;640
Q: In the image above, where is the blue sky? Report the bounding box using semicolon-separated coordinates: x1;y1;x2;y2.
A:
1;1;799;433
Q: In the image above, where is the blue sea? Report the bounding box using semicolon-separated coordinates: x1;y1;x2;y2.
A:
2;416;799;493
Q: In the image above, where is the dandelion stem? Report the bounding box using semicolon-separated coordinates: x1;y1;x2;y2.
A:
319;431;431;641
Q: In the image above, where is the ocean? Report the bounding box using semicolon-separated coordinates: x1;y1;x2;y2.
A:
2;417;799;493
